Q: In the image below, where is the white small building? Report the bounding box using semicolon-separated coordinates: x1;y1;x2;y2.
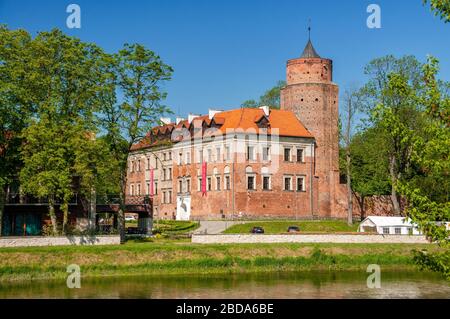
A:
358;216;422;235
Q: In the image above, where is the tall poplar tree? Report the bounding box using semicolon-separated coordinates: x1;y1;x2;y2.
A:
100;43;173;242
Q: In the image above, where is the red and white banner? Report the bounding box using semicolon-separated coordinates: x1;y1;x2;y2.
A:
201;161;207;196
149;168;154;196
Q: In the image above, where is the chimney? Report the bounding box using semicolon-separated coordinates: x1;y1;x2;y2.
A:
208;109;223;120
188;113;200;124
259;105;270;116
160;117;171;125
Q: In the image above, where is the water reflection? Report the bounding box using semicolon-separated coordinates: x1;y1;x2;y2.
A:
0;271;448;299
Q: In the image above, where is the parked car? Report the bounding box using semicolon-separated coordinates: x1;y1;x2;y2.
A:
287;226;300;233
251;226;265;234
125;215;137;222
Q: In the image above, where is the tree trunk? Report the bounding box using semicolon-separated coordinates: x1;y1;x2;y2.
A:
0;187;5;236
62;202;69;235
358;195;365;221
346;149;353;225
118;172;127;244
48;201;58;235
389;155;401;215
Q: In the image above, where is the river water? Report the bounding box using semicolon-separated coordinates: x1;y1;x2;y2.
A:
0;271;448;299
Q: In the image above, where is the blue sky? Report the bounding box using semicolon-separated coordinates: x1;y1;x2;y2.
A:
1;0;449;118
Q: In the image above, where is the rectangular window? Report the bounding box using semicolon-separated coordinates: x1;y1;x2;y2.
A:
162;191;166;204
207;149;212;162
155;158;158;169
168;152;172;160
284;176;292;191
216;147;221;161
168;168;172;180
207;177;212;191
178;153;182;165
225;175;230;190
186;152;191;164
163;168;166;180
247;146;255;161
263;176;271;190
262;147;270;161
297;148;304;162
186;179;190;193
147;158;151;170
147;183;150;195
395;227;401;235
216;176;221;191
163;153;166;161
168;190;172;203
284;148;291;162
225;146;231;161
198;178;202;191
137;184;141;195
297;176;305;192
178;180;183;193
155;182;158;195
137;160;141;172
382;227;390;235
247;175;255;190
130;184;134;196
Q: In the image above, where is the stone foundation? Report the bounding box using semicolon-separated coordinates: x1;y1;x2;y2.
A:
0;235;120;247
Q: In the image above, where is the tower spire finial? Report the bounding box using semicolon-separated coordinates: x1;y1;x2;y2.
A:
308;18;311;40
300;19;320;59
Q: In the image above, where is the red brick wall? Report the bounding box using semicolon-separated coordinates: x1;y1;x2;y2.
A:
186;153;314;219
281;57;341;218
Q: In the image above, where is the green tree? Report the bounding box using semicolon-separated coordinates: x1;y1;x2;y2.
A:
340;87;363;225
423;0;450;22
361;55;424;215
100;43;173;242
18;29;107;234
0;26;32;235
342;127;391;218
396;56;450;278
241;81;286;109
20;117;74;234
240;99;258;108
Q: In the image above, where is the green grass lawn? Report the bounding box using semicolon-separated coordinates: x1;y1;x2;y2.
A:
223;220;359;234
152;220;200;235
125;220;200;235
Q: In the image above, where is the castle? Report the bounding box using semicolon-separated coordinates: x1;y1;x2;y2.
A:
127;38;349;220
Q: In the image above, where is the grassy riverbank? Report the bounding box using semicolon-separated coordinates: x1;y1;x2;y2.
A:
223;220;359;234
0;241;437;282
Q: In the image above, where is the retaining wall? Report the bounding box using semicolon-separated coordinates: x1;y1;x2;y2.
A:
0;235;120;247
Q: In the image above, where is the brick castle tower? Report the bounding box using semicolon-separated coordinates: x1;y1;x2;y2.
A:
280;37;341;217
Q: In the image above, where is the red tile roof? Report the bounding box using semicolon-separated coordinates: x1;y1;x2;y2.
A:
212;108;312;138
131;107;313;151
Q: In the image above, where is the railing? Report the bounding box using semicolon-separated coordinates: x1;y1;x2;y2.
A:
5;193;151;210
96;195;151;206
6;193;78;205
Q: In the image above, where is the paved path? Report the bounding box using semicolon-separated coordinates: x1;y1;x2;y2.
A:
193;221;243;235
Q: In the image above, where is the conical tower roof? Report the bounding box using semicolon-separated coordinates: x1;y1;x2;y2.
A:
300;39;320;58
